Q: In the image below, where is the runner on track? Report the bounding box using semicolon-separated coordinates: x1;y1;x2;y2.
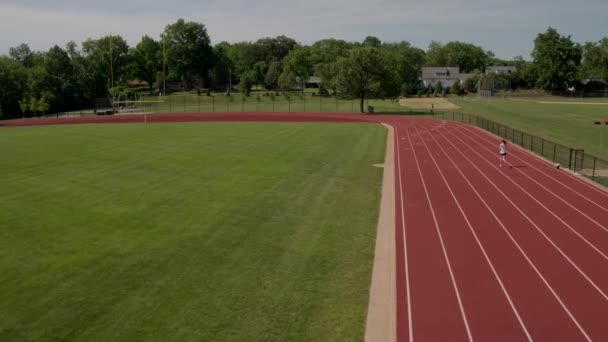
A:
499;139;508;168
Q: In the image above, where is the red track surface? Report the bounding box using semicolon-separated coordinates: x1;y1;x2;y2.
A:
4;113;608;341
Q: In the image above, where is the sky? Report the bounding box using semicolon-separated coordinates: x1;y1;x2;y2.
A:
0;0;607;60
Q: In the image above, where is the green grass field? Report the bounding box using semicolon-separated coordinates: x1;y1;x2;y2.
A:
449;97;608;159
0;122;387;341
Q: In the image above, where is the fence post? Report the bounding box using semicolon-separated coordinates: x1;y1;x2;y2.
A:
212;96;215;112
593;157;597;180
553;144;557;161
541;139;544;156
198;95;200;112
568;149;573;170
184;94;186;112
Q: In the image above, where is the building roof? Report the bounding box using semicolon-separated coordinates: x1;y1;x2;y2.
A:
421;67;461;80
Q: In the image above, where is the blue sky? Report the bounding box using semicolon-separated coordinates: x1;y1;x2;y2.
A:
0;0;606;59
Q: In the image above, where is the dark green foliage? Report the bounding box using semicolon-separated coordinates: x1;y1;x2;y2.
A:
162;19;213;87
531;27;582;90
0;57;29;117
264;61;282;90
130;36;161;93
425;41;489;73
336;47;391;112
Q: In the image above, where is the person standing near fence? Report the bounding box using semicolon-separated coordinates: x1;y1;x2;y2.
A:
499;140;509;168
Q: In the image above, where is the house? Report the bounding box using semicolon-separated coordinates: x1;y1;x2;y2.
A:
421;67;464;88
486;66;517;74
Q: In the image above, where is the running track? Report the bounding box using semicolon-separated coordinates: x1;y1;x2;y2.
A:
4;113;608;341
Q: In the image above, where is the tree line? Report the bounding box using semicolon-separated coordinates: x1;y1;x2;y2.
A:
0;20;607;116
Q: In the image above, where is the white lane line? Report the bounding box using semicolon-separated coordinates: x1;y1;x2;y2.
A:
405;127;474;342
414;125;533;341
395;128;413;342
459;123;608;206
422;121;592;341
448;126;608;262
458;125;608;233
440;125;608;304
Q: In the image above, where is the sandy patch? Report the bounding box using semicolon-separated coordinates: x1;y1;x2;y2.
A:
399;97;460;109
365;124;396;342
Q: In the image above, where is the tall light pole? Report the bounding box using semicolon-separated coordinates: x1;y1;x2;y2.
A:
109;34;114;89
162;35;166;97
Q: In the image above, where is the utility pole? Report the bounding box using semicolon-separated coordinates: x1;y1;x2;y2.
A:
109;35;114;89
162;36;166;96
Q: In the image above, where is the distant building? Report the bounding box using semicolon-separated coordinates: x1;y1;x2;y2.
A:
421;67;465;88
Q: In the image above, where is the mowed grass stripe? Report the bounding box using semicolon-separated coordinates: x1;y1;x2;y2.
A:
450;97;608;159
0;122;386;341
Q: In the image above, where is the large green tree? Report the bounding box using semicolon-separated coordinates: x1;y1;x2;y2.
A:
580;37;608;84
162;19;213;88
336;47;390;113
130;36;161;93
264;61;282;90
531;27;582;90
425;41;488;72
283;47;314;93
0;57;29;117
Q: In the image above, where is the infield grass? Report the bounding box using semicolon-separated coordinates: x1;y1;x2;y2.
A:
0;122;386;341
450;97;608;159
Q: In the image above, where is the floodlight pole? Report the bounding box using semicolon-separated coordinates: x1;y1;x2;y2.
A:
162;36;166;97
109;35;114;89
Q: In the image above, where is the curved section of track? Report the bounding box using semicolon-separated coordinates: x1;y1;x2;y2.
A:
5;113;608;341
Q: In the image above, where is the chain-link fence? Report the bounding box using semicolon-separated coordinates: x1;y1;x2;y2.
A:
371;106;608;187
96;93;373;114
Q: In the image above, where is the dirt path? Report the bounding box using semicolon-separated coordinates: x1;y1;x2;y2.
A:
365;124;396;342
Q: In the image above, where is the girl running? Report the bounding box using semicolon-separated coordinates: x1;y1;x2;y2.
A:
499;139;508;167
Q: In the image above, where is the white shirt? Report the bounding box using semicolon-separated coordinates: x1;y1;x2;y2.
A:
500;143;507;154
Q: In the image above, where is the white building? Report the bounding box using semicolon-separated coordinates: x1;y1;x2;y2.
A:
421;67;462;88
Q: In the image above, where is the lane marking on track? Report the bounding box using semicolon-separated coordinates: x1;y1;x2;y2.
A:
441;126;608;303
459;124;608;204
426;122;592;341
456;125;608;233
404;127;474;342
414;125;533;342
449;127;608;262
395;128;413;342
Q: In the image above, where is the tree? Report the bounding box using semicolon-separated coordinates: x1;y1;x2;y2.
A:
434;82;443;96
462;74;481;93
9;43;35;67
451;81;463;96
0;57;29;118
19;99;29;117
264;61;282;90
580;38;608;85
162;19;213;88
209;42;234;90
362;36;382;48
130;36;161;93
283;47;314;93
383;41;426;93
531;27;582;90
425;41;488;72
336;47;390;113
278;72;297;91
239;70;255;96
252;61;268;86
